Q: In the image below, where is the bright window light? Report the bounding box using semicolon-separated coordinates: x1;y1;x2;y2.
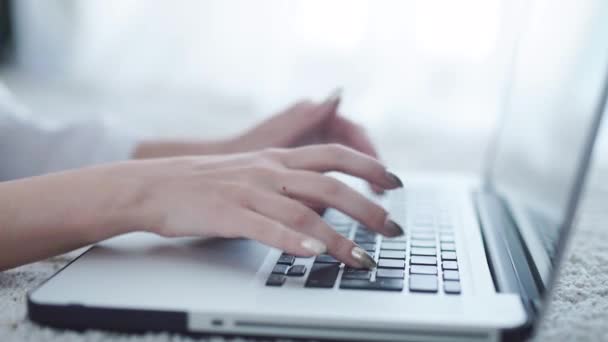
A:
413;0;501;62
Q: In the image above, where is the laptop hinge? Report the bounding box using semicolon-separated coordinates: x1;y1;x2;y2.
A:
473;191;541;318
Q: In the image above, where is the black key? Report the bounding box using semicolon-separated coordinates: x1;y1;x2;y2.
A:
354;236;377;244
411;247;436;256
272;264;289;274
282;252;312;260
359;243;377;252
441;242;456;251
410;265;438;275
355;231;376;238
277;255;295;265
442;261;458;270
316;254;339;264
379;250;406;259
444;281;461;294
287;265;307;276
409;274;438;293
441;251;457;260
266;274;286;287
340;278;404;291
305;263;340;288
355;230;376;238
443;270;460;280
381;242;407;250
376;268;405;278
410;256;437;265
342;268;372;280
411;240;436;248
356;226;374;234
378;259;405;269
440;234;455;243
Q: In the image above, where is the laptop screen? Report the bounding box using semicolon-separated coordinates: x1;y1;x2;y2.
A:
487;0;608;285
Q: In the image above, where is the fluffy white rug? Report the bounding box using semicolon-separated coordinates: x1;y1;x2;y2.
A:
1;168;607;342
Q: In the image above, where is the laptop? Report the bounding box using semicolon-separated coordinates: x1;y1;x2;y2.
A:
27;1;608;341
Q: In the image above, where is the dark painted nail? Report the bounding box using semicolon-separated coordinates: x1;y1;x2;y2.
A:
384;218;404;237
386;171;403;188
351;246;377;269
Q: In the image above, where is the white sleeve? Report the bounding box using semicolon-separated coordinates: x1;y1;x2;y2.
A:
0;83;139;181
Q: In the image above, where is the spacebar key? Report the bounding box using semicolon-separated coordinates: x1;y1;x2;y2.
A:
340;278;403;291
305;263;340;288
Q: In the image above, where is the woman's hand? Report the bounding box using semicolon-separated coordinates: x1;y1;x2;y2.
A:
231;90;379;158
133;90;385;192
133;144;402;269
0;144;402;271
133;90;378;160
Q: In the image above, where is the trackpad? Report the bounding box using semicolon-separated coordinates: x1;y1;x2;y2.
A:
31;233;271;306
94;233;271;280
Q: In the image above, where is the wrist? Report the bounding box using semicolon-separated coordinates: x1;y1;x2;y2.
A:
76;161;155;241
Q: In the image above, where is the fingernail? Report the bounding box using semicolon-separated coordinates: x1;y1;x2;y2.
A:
301;238;327;255
324;87;342;106
385;171;403;188
351;246;377;269
384;217;404;237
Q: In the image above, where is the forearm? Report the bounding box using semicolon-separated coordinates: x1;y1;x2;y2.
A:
0;162;145;271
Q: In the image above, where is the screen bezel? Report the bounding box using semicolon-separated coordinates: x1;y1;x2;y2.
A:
481;18;608;296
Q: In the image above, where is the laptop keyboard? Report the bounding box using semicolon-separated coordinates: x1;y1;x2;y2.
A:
265;190;462;294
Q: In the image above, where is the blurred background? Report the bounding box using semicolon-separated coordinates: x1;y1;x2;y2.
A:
0;0;605;173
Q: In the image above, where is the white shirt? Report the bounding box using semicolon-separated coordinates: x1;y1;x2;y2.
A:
0;82;137;181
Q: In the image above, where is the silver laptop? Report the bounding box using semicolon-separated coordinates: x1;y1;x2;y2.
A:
27;1;608;341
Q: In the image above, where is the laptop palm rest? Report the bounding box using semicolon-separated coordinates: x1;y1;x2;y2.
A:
29;233;271;308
